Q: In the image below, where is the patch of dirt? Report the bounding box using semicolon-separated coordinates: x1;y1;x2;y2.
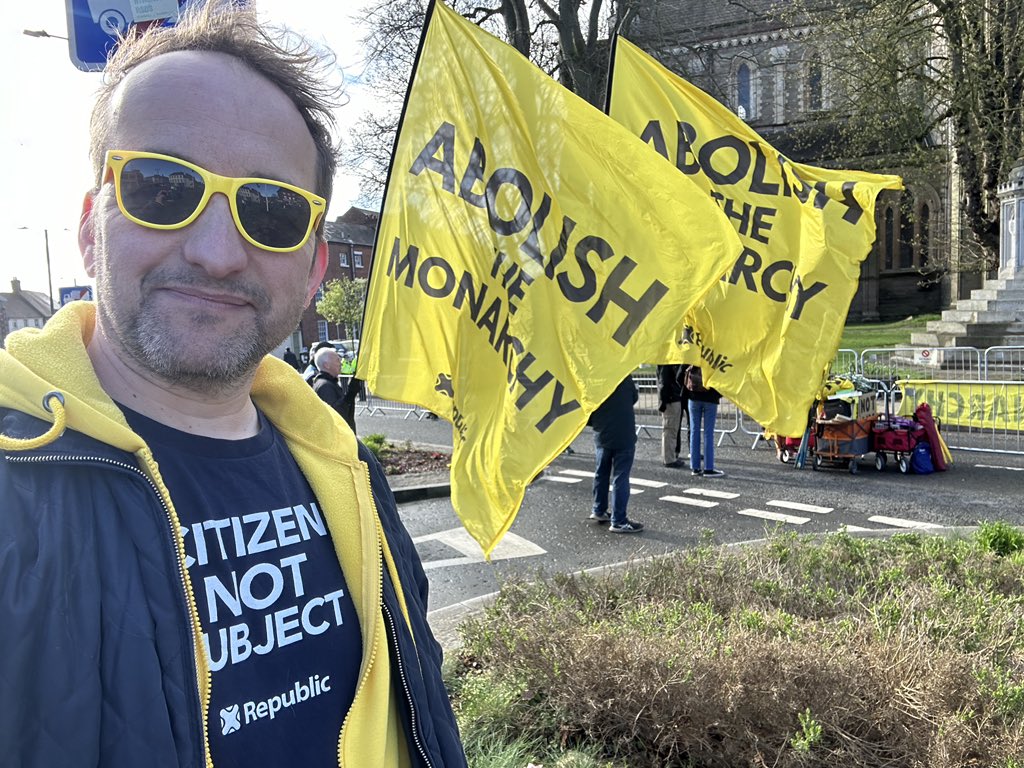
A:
380;447;451;476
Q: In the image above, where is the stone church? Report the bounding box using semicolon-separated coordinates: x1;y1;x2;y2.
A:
626;0;973;321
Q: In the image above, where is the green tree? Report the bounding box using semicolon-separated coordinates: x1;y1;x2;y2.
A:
769;0;1024;271
315;278;367;339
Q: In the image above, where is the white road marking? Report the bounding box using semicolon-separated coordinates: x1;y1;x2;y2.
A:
737;508;810;525
544;475;582;484
766;500;833;514
629;487;643;495
413;528;546;570
867;515;942;529
684;487;740;499
840;525;874;532
975;464;1024;471
662;495;718;508
629;477;670;489
560;469;595;478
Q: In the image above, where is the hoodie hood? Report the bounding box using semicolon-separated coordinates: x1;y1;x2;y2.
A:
0;302;358;462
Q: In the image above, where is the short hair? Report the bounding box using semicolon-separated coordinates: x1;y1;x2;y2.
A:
310;340;334;356
89;0;340;234
314;347;338;369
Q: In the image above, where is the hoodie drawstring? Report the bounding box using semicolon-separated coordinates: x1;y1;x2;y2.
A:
0;391;66;451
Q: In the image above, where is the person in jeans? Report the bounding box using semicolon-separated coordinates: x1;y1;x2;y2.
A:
686;365;725;477
589;376;644;533
657;363;687;467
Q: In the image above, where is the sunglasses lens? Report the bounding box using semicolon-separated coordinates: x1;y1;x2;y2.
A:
237;184;313;250
120;157;205;225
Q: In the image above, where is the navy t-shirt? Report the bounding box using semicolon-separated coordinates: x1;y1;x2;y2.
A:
120;405;362;767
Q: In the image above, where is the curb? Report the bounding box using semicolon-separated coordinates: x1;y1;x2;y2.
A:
392;482;452;503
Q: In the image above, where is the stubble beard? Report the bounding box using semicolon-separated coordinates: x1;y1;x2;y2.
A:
95;261;303;396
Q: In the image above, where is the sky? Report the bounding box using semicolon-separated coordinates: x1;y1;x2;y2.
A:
0;0;376;303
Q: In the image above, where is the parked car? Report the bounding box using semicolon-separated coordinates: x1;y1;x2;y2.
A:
329;339;360;360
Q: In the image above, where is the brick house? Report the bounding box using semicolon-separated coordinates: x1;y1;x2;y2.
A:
297;206;379;356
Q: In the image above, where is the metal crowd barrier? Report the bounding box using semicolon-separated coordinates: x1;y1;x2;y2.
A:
360;391;429;420
358;345;1024;456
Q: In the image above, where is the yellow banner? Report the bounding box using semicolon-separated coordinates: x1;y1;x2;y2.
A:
361;2;743;555
609;38;904;436
898;380;1024;430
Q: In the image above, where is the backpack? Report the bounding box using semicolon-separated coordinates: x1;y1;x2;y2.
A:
911;441;934;474
685;366;707;394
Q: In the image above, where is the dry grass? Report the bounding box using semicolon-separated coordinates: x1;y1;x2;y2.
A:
452;529;1024;767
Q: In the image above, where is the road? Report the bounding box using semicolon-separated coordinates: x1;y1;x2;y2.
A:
358;411;1024;614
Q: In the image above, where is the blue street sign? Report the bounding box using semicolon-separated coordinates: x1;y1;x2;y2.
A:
65;0;187;71
60;285;94;305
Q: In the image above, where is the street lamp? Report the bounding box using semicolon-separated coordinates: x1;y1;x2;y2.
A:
16;227;56;315
23;29;69;41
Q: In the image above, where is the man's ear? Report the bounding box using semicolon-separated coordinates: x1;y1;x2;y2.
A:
305;240;329;305
80;191;98;278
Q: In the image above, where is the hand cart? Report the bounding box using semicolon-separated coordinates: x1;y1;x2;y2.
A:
812;414;878;474
868;381;928;473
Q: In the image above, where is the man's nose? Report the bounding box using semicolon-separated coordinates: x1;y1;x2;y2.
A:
181;193;250;277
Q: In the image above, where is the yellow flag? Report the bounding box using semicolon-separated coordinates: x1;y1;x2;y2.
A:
609;38;904;436
361;2;743;555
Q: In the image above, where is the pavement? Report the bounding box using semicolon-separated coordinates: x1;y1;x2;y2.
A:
355;408;1022;651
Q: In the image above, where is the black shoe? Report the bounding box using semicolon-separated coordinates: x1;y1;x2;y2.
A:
691;469;703;476
589;510;611;523
609;519;644;533
664;459;685;468
703;468;725;478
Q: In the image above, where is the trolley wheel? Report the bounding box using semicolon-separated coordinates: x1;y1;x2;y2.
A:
898;455;910;474
849;459;860;475
875;453;887;472
780;449;792;464
813;453;823;470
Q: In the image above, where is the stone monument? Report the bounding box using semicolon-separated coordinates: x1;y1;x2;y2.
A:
911;157;1024;350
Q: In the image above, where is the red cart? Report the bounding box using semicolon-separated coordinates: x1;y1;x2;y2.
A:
870;418;928;473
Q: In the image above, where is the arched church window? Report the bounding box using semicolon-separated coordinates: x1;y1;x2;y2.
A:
737;63;751;119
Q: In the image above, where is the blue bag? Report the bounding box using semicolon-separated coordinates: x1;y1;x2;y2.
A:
911;441;934;474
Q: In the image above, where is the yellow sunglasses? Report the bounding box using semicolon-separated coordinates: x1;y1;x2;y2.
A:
104;150;326;253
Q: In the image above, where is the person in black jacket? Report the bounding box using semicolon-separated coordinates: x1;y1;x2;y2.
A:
588;376;644;533
312;347;357;432
657;364;688;467
0;3;465;766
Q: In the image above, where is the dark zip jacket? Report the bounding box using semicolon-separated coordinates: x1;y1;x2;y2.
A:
0;303;467;768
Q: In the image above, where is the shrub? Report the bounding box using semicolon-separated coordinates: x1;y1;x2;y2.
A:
362;433;389;460
976;521;1024;557
452;532;1024;767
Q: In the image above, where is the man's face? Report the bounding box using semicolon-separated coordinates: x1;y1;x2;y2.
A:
81;51;327;391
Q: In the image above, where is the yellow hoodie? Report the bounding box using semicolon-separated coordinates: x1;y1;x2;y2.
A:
0;302;411;767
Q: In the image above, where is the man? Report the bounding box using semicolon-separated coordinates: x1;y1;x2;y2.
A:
283;346;299;369
588;375;644;533
656;363;687;467
0;4;466;767
313;346;357;432
302;339;335;383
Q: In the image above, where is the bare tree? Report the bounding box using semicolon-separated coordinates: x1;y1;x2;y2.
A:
343;0;640;203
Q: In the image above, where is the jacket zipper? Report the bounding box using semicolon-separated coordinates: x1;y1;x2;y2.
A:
336;463;433;768
382;600;434;768
7;452;213;767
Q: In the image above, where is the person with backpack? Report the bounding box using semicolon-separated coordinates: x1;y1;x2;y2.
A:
686;365;725;477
